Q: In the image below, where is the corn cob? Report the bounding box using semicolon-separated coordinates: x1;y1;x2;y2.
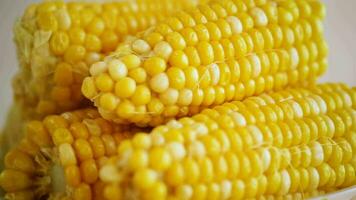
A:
0;108;148;200
13;0;203;120
99;83;355;200
82;0;328;126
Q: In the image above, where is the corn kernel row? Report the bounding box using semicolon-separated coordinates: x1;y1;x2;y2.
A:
0;108;148;200
98;83;355;200
83;0;328;126
12;0;203;119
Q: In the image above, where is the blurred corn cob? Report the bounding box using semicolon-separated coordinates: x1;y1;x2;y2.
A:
0;105;25;171
98;83;355;200
0;108;149;200
82;0;328;126
12;0;204;120
1;105;25;150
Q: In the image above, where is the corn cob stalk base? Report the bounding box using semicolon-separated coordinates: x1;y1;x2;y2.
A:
0;108;148;200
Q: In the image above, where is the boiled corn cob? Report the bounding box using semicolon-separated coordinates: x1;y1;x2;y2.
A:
0;108;148;200
99;83;355;200
82;0;328;126
13;0;203;120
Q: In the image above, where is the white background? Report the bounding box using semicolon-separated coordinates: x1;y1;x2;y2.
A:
0;0;355;127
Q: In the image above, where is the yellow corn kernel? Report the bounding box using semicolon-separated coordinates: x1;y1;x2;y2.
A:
74;139;93;161
80;159;98;184
0;170;32;192
54;62;73;86
154;41;174;61
73;183;92;200
114;77;136;98
37;11;58;31
68;27;86;45
129;68;147;84
50;31;70;55
51;86;71;103
144;57;167;76
133;169;158;190
4;150;35;173
81;77;98;99
64;45;86;63
131;85;152;106
101;30;119;53
65;165;81;187
85;34;102;52
53;128;74;145
26;121;52;147
169;50;189;68
166;32;186;50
